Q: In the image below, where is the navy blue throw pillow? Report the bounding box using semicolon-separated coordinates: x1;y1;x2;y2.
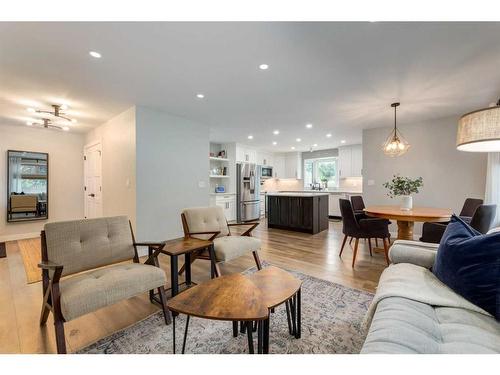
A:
433;215;500;320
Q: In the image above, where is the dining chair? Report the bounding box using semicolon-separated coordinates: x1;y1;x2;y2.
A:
180;206;262;277
38;216;171;354
339;199;391;267
420;198;485;243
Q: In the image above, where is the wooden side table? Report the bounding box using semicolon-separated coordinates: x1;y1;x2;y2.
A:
147;237;215;304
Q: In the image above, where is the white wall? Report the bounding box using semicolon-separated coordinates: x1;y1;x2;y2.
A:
0;124;85;241
85;106;137;228
135;106;209;242
363;115;487;236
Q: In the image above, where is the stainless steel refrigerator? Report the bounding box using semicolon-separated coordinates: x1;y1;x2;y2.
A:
236;163;260;222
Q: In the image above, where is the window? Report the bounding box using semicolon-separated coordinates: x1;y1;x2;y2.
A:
304;157;339;189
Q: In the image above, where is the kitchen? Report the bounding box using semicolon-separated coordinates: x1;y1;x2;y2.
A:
209;142;363;233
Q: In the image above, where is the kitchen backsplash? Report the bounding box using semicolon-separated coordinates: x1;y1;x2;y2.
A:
262;176;363;192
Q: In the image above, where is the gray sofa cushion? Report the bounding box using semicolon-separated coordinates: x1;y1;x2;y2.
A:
361;297;500;354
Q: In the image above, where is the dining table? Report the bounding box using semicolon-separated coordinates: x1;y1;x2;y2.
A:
364;205;452;240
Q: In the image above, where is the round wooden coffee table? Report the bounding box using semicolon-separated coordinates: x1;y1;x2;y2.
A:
167;266;302;354
364;205;452;240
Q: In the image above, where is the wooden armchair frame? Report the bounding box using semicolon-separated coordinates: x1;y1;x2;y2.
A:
38;220;171;354
180;212;262;277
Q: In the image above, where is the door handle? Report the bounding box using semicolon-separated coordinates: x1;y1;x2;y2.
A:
88;193;95;197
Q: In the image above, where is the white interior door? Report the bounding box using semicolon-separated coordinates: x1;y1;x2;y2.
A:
84;142;103;219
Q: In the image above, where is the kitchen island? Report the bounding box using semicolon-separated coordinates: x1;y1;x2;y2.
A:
267;192;329;234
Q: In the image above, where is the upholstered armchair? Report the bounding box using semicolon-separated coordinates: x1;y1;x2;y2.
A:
180;206;262;277
38;216;171;354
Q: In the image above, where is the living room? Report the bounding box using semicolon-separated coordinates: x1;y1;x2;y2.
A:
1;1;499;374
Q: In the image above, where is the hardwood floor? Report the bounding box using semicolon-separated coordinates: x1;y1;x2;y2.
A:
0;219;386;353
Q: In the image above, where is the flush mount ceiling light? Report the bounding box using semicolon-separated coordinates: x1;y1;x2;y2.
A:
273;130;280;135
306;123;313;129
259;64;269;70
296;138;301;142
340;140;346;144
89;51;102;58
27;118;69;131
291;146;296;150
326;133;332;138
28;104;77;123
196;93;205;99
272;141;277;146
313;143;318;147
457;98;500;152
382;102;410;157
247;135;254;140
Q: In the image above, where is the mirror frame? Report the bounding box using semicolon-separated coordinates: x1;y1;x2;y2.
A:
6;149;49;223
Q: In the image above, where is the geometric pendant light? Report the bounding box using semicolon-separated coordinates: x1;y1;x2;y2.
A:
457;99;500;152
382;102;410;157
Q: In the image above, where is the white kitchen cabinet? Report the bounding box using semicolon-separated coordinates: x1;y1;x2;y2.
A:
273;154;286;178
259;193;266;217
328;193;347;216
214;195;236;221
284;152;302;179
257;151;273;167
339;144;362;178
236;144;257;164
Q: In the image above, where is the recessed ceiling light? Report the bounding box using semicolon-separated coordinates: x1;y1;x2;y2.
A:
340;140;346;144
89;51;102;58
27;107;36;113
62;126;70;131
60;104;69;110
291;146;296;150
273;130;280;135
259;64;269;70
248;135;254;140
326;133;332;138
26;121;33;126
272;141;277;146
313;144;318;147
296;138;301;142
196;93;205;99
306;123;313;129
71;119;78;123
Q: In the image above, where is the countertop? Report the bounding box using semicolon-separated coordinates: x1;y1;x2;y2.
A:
263;189;362;195
266;192;330;197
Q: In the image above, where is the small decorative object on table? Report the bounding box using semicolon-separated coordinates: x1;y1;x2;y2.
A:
383;175;423;211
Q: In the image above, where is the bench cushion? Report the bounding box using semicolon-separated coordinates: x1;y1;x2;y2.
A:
361;297;500;354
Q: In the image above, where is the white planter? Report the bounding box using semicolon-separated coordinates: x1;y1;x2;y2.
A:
400;195;413;211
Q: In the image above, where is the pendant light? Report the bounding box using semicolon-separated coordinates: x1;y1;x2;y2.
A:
457;99;500;152
382;102;410;157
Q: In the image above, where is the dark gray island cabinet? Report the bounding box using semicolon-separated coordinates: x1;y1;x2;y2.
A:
267;193;329;234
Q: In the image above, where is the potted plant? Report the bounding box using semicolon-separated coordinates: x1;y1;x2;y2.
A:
383;175;423;211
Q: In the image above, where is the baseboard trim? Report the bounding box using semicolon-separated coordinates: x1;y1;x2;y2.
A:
0;232;40;243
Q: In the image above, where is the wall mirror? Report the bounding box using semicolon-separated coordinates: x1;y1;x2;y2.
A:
7;150;48;222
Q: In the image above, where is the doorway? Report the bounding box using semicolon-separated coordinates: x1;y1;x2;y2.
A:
84;142;102;219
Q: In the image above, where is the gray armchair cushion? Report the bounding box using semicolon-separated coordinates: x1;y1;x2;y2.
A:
44;216;135;276
60;263;166;321
182;206;230;239
213;236;261;262
388;240;439;269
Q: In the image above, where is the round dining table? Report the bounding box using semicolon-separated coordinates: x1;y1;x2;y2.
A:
364;205;452;240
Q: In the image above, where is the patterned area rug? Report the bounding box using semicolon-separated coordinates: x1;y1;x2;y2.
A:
79;266;373;354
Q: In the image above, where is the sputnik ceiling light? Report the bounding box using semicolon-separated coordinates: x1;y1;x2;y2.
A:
27;118;68;131
382;102;410;157
457;98;500;152
30;104;76;123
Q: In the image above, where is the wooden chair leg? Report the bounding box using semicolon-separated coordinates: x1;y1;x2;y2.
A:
368;238;373;257
339;234;348;257
352;238;359;268
382;238;390;265
157;286;172;325
349;237;353;245
39;287;51;325
375;238;379;247
54;318;67;354
252;250;263;270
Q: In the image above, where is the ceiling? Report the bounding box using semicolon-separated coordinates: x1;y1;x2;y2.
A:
1;22;500;152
